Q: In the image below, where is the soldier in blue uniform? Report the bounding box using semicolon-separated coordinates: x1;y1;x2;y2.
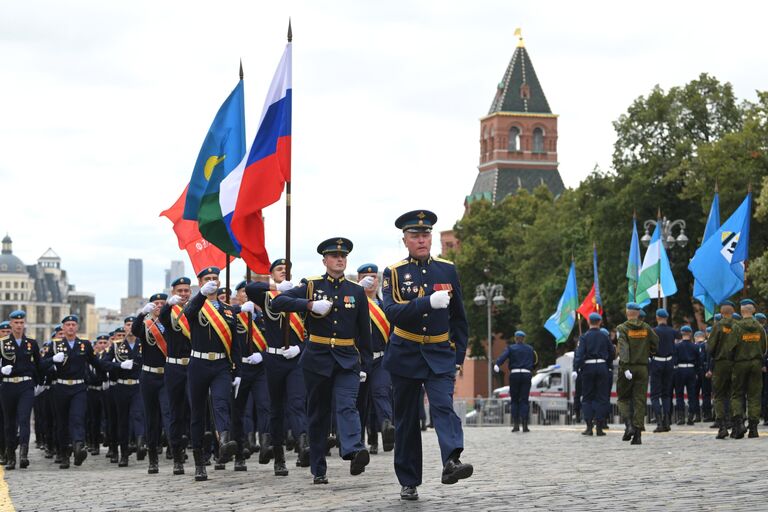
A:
572;313;614;436
184;266;240;482
134;293;173;474
271;238;372;484
85;334;109;456
0;310;40;469
159;276;193;475
36;326;60;460
495;331;538;432
381;211;471;501
694;330;711;423
245;261;310;477
103;328;121;463
650;308;677;433
673;326;700;425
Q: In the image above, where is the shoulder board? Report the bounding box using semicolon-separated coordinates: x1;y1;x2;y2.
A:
0;335;9;342
305;276;324;282
389;259;409;270
433;257;455;265
51;338;62;342
25;337;37;343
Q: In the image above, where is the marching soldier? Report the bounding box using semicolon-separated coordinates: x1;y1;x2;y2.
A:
695;330;712;423
616;302;659;445
650;308;676;432
381;211;471;501
495;331;538;432
673;326;699;425
103;329;121;463
271;238;372;484
86;334;109;456
0;310;40;469
730;299;767;439
184;266;240;482
708;300;738;439
572;313;613;436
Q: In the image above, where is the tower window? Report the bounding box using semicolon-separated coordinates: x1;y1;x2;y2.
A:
520;83;530;99
508;127;521;151
533;128;544;153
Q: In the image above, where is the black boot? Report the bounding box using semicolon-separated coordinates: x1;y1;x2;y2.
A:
663;413;672;432
622;420;634;442
595;421;605;437
686;412;695;426
581;420;593;436
732;416;746;439
273;445;288;476
234;451;247;472
5;447;16;470
148;448;159;474
193;449;207;481
285;429;296;452
297;433;310;468
218;431;237;464
381;419;395;452
441;450;473;484
59;446;71;469
109;444;119;464
173;445;185;475
631;428;642;445
73;441;88;466
676;411;685;426
653;415;665;433
748;419;759;438
19;444;29;469
694;412;701;423
136;436;147;461
511;420;520;433
118;445;129;467
258;433;274;465
350;449;370;476
716;419;729;439
247;432;258;454
522;420;530;433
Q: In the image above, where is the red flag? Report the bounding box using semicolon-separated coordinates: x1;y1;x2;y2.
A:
160;187;232;274
576;283;601;319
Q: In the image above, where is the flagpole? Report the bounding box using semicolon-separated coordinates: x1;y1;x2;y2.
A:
632;211;638;301
743;183;752;298
656;208;662;310
225;258;231;303
282;18;293;349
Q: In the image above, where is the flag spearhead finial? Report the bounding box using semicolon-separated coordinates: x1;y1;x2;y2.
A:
239;59;243;80
287;18;292;42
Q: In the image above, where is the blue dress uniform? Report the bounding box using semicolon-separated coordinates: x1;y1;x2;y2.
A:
674;327;700;424
697;331;713;422
573;317;614;436
133;294;173;474
496;332;538;431
0;310;40;469
246;276;310;475
381;211;471;501
650;309;678;431
39;315;96;468
184;266;240;481
85;335;108;456
271;238;373;483
157;276;193;475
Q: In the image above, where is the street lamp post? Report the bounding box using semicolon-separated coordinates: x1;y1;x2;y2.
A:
473;283;507;398
640;216;688;309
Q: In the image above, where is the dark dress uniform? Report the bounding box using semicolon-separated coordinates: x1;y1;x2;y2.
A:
650;311;677;430
673;329;700;424
574;322;614;435
496;334;538;431
271;238;373;483
696;336;713;422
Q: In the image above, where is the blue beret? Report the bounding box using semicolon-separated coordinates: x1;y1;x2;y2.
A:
514;330;526;337
706;326;713;333
245;281;270;302
357;263;379;274
0;321;9;329
113;326;125;334
235;280;248;291
714;313;722;321
123;316;136;323
149;293;168;302
733;313;742;320
171;276;191;287
639;310;647;318
599;328;609;336
588;312;602;322
9;310;26;320
680;325;693;333
756;313;767;321
196;266;221;278
53;324;62;332
720;300;736;308
656;308;668;318
270;259;287;272
317;237;353;255
694;330;705;338
96;334;109;341
62;314;79;324
740;298;756;307
216;287;231;297
395;209;438;232
626;302;641;311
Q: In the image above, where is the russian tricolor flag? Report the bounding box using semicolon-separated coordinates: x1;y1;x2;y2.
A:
219;42;292;273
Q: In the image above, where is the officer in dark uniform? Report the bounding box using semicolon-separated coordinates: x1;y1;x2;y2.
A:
673;326;699;425
573;313;614;436
86;334;109;456
184;266;240;482
134;293;173;474
650;308;677;432
0;310;40;469
271;238;372;484
245;261;310;477
39;315;96;468
159;276;193;475
495;331;538;432
381;211;471;501
357;263;395;452
694;330;712;423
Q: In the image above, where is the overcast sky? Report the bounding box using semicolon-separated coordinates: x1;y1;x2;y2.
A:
1;1;767;309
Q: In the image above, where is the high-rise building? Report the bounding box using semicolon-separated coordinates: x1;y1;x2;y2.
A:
164;260;185;289
128;258;143;297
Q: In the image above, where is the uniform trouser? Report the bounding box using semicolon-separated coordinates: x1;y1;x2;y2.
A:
602;370;614;421
649;360;674;417
712;361;733;421
368;357;393;427
391;371;462;487
0;390;5;452
140;372;171;449
580;364;608;422
53;384;87;447
232;364;270;446
675;368;699;414
573;374;582;416
356;379;370;442
1;381;34;447
105;384;119;448
42;388;57;449
509;372;532;422
187;358;232;449
86;389;103;445
114;384;144;451
731;360;762;421
617;364;648;429
266;358;307;444
33;393;44;444
697;372;713;415
303;364;363;477
164;363;190;450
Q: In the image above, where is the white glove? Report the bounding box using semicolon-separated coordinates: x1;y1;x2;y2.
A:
572;371;578;381
493;364;500;373
1;365;12;376
311;299;333;315
247;353;263;365
168;295;182;306
624;369;633;380
34;385;45;397
120;360;134;370
140;303;156;315
276;280;295;292
200;281;218;296
283;345;301;359
240;301;255;314
359;371;367;383
359;276;375;289
232;376;241;398
52;352;65;363
429;290;451;309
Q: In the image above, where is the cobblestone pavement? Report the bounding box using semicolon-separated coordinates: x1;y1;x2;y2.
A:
3;423;767;511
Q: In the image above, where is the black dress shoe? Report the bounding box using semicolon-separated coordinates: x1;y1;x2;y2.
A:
313;475;328;484
234;458;247;472
441;457;473;484
369;444;378;455
400;486;419;501
381;419;395;452
350;449;370;476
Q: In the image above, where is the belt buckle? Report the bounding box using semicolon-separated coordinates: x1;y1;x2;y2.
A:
207;353;216;361
330;338;335;347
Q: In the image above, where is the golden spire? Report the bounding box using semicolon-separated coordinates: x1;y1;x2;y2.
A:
514;27;524;48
